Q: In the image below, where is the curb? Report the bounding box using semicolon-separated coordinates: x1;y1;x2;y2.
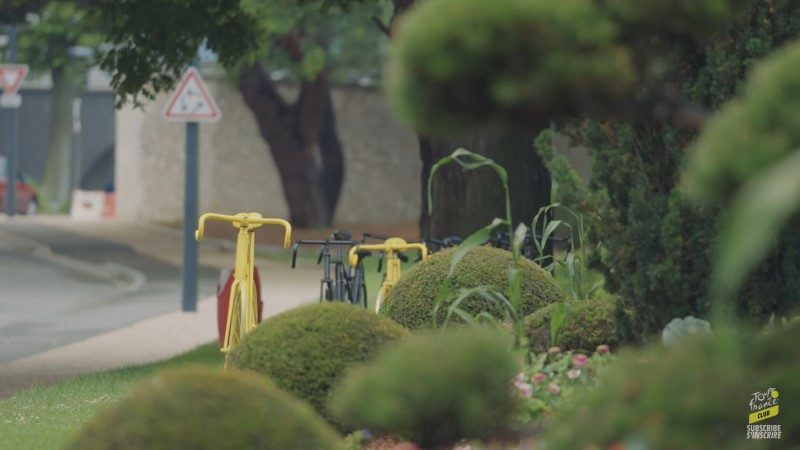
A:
0;229;146;292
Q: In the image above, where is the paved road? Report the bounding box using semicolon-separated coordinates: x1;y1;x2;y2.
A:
0;222;217;364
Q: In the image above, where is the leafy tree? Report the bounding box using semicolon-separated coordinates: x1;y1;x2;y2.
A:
232;0;387;227
386;0;800;338
92;0;259;104
1;1;102;210
18;1;102;210
93;0;555;236
572;0;800;336
683;34;800;312
299;0;556;238
0;1;50;23
94;0;386;227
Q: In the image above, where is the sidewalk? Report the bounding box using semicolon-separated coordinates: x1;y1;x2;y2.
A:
0;216;320;397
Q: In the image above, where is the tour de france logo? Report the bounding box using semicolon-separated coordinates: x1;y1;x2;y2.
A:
746;387;782;440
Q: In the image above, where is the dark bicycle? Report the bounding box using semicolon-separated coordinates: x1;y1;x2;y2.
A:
424;235;463;253
488;230;572;262
291;230;371;308
424;231;570;261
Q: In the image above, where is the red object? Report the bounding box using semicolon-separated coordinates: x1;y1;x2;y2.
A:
0;65;29;95
0;179;36;214
102;192;116;217
216;268;264;347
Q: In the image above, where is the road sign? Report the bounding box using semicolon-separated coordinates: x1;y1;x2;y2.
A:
162;67;221;123
0;93;21;109
0;64;28;96
162;64;221;311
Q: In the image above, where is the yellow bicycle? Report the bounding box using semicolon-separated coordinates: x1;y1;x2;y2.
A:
349;237;428;312
195;212;291;358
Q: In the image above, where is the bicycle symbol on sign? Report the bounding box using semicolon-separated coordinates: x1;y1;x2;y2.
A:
179;85;206;114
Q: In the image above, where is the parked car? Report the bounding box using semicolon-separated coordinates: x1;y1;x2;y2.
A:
0;156;37;215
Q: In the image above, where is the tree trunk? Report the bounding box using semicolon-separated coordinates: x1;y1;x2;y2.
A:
317;86;344;213
420;130;551;239
41;67;75;211
384;1;552;240
237;63;344;228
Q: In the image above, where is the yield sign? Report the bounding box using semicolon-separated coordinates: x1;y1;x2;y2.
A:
162;67;221;123
0;64;29;95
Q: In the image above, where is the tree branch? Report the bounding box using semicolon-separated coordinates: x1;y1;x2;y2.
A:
237;63;291;141
372;15;390;36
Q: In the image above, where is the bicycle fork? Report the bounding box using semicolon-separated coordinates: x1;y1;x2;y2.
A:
222;227;258;353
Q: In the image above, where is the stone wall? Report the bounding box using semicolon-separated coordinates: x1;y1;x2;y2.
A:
115;79;421;226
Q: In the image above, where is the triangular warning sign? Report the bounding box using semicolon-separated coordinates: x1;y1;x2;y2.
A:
162;67;221;123
0;65;29;95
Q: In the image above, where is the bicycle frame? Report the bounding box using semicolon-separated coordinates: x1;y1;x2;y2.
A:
195;212;291;355
425;236;463;253
292;239;358;303
348;237;428;312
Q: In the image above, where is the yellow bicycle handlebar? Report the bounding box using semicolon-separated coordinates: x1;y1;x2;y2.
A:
195;212;292;248
348;239;428;267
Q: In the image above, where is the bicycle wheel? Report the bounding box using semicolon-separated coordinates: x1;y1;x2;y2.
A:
320;280;334;302
359;282;368;309
342;275;366;308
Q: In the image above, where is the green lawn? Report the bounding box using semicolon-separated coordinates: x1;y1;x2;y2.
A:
0;342;222;450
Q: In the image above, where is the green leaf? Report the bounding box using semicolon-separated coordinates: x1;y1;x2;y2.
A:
427;148;508;214
513;223;528;257
301;45;327;78
441;285;508;329
448;218;504;276
550;302;571;345
711;150;800;312
508;266;522;312
432;278;453;329
541;220;563;249
531;203;558;256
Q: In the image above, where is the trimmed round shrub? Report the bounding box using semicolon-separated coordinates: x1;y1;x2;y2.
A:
524;298;621;353
228;302;408;424
381;246;565;330
64;366;342;450
542;322;800;449
386;0;635;134
329;328;520;448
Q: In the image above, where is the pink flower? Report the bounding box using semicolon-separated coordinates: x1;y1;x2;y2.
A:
567;369;582;380
572;353;588;368
596;344;610;355
511;373;533;397
548;346;562;356
532;372;547;384
514;381;533;398
548;383;561;395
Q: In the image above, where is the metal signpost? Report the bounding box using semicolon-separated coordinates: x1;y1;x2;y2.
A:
162;66;221;311
0;26;28;217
